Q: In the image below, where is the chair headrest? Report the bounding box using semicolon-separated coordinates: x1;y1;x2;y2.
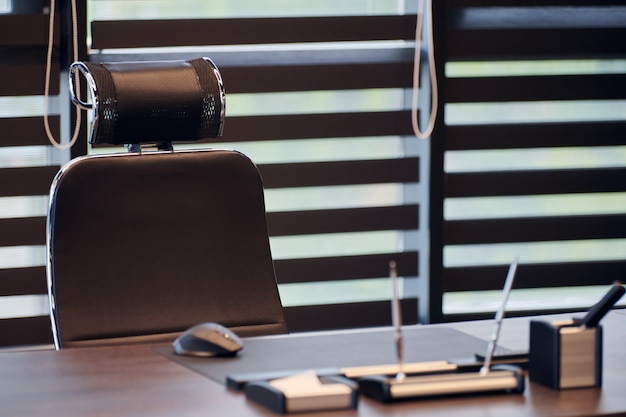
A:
69;57;225;146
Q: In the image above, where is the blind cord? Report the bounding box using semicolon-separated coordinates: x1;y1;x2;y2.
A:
44;0;81;150
411;0;438;139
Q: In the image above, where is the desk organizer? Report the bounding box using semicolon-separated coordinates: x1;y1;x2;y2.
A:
245;371;358;414
359;365;525;402
529;319;602;389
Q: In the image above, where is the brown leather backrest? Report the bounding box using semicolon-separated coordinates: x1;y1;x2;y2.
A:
47;149;287;348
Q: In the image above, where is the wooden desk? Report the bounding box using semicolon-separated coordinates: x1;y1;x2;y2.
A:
1;312;625;417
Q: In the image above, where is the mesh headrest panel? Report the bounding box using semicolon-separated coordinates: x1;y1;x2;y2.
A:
78;58;224;145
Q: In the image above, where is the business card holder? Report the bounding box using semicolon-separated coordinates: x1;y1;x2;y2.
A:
245;371;358;414
529;319;602;389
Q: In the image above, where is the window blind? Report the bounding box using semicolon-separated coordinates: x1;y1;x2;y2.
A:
88;4;423;332
0;10;59;346
0;1;87;347
429;0;626;322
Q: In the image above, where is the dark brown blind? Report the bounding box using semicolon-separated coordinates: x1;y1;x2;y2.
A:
0;12;59;347
429;0;626;322
90;12;422;332
0;0;87;347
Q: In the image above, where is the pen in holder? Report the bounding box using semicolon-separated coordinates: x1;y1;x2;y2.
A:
529;282;624;390
360;259;525;402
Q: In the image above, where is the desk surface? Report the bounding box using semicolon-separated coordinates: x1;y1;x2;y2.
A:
1;311;625;417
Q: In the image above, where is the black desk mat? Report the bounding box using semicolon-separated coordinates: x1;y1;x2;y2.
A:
154;327;499;386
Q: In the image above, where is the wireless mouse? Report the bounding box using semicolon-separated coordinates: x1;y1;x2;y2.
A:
173;322;244;357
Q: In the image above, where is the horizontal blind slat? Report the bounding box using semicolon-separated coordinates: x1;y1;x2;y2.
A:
0;117;61;147
446;214;626;245
446;74;626;103
448;28;626;60
219;111;414;142
284;298;418;332
0;217;46;247
220;63;413;93
0;316;53;346
0;166;60;197
445;260;626;292
0;267;47;297
259;158;420;189
0;15;56;47
274;252;419;284
446;168;626;198
267;205;418;237
91;15;417;49
446;0;621;6
446;121;626;150
0;63;59;96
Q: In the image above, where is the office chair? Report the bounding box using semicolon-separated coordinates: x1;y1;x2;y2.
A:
47;57;287;349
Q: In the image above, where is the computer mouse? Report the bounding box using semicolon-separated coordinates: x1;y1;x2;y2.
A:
173;322;244;357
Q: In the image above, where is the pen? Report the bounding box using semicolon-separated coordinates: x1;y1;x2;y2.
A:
580;281;625;328
480;258;518;376
389;260;405;382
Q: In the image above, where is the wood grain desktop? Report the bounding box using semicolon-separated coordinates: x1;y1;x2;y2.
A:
1;312;625;417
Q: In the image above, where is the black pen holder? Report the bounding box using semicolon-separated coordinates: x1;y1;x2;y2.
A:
529;320;602;389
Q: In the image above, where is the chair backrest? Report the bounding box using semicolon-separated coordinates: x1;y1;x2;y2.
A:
47;58;287;349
